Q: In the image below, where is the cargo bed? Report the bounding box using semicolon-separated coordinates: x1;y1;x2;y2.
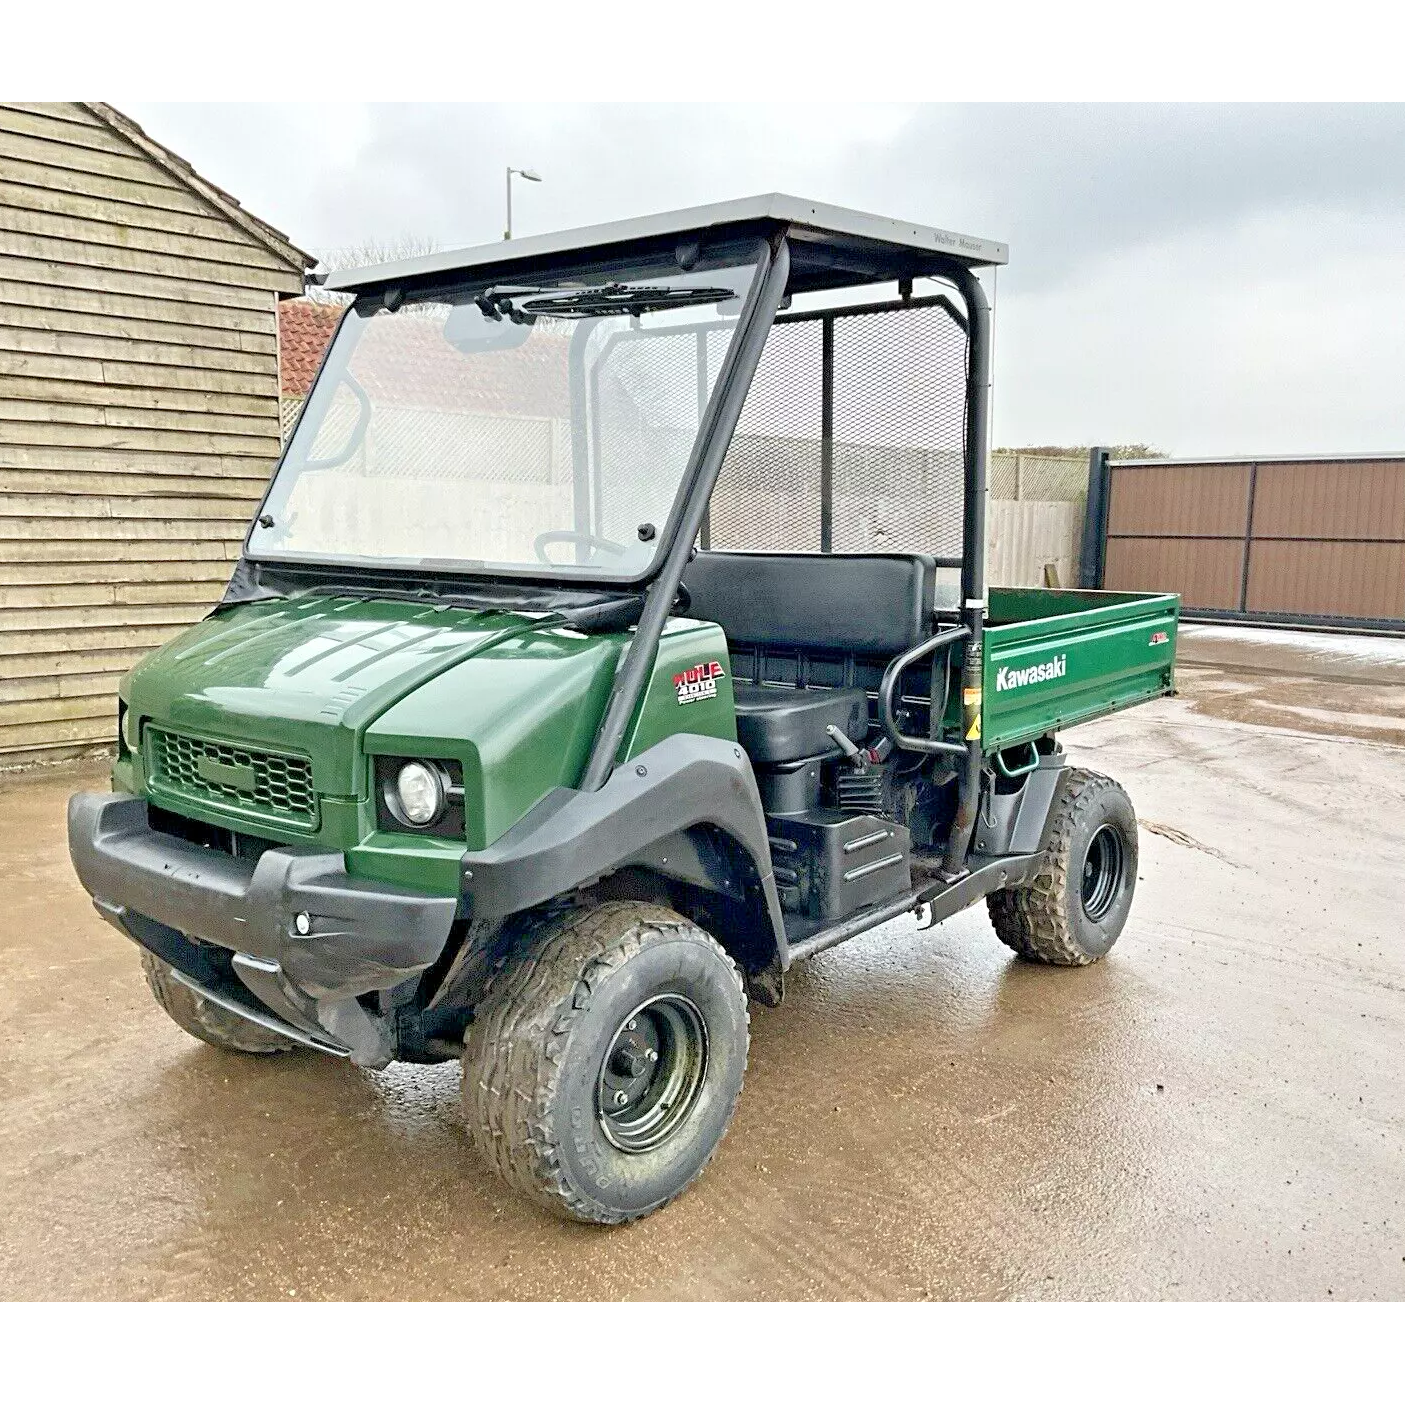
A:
980;587;1179;753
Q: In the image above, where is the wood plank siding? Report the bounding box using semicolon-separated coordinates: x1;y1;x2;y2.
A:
0;102;309;763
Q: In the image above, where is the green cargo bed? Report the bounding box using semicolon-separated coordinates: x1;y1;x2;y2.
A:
980;587;1179;753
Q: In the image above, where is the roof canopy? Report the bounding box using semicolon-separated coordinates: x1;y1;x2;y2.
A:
322;193;1008;299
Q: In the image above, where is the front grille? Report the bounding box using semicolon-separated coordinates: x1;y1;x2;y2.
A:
147;727;317;830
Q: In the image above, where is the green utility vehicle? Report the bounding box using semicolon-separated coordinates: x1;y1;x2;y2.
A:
69;197;1178;1223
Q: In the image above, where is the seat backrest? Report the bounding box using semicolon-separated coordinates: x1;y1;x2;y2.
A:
683;551;947;656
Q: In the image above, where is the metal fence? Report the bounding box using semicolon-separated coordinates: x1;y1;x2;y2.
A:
279;396;303;443
989;451;1088;504
1084;449;1405;632
986;451;1086;589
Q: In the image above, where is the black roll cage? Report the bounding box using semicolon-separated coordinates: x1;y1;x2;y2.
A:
229;216;995;872
574;240;991;878
571;243;991;760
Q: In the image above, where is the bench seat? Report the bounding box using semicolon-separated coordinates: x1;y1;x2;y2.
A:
732;682;868;764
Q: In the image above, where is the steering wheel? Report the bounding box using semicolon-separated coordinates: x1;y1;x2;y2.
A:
533;530;631;565
303;371;372;471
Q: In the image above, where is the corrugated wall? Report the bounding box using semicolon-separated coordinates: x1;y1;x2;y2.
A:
0;102;303;763
988;499;1082;589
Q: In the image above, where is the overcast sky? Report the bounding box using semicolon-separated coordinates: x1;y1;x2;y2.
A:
121;102;1405;457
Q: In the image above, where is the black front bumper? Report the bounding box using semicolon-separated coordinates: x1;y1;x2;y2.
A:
67;792;459;1062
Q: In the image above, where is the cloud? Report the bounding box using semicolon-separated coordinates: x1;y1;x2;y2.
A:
840;103;1405;291
117;101;1405;454
124;102;906;254
996;207;1405;454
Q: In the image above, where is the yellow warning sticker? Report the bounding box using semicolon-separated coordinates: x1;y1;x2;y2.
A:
963;685;982;740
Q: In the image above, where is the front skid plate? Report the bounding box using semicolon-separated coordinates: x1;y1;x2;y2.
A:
166;965;350;1056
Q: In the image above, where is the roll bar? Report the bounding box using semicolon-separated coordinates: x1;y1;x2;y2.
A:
578;236;792;792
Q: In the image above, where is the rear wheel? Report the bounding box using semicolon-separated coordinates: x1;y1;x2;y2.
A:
987;767;1138;966
140;951;297;1055
463;901;748;1224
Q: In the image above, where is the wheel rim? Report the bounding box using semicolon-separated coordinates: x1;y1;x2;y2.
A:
1081;823;1126;922
597;995;709;1154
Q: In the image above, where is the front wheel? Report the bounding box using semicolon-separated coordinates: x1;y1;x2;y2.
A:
463;901;749;1224
987;767;1138;966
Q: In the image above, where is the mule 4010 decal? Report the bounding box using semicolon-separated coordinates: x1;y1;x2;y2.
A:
674;660;725;705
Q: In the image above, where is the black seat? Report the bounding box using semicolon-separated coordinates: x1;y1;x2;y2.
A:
733;682;869;764
684;551;960;766
684;551;942;656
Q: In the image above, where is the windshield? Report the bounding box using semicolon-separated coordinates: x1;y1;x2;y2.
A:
250;251;762;579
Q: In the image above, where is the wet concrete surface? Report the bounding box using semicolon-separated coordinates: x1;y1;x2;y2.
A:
1177;624;1405;747
2;628;1403;1300
1179;622;1405;685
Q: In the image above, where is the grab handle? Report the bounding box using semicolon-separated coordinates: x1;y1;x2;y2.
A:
993;741;1040;779
877;626;970;758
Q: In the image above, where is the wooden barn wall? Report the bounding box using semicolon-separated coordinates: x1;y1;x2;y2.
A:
0;102;302;763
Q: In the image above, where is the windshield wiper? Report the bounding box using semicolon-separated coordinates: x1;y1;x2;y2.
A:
479;282;738;323
522;283;738;318
474;286;543;326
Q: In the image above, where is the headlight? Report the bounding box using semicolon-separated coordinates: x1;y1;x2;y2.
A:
374;756;464;836
394;761;445;827
119;702;138;753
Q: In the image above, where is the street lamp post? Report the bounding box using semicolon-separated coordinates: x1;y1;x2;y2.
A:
504;166;542;240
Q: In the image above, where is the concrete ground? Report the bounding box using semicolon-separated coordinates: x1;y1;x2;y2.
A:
2;625;1403;1300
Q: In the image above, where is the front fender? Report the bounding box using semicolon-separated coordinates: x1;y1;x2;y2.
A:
457;732;786;960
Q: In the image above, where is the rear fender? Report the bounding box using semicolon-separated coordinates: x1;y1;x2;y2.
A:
971;750;1072;861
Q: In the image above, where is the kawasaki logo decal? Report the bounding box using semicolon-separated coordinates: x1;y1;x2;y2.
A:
995;654;1067;692
674;660;725;705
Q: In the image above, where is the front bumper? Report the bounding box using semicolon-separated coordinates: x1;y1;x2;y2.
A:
67;792;459;1062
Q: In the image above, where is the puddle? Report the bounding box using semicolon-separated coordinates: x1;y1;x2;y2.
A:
1177;664;1405;748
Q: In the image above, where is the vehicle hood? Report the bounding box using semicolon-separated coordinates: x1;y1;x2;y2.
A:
122;595;560;798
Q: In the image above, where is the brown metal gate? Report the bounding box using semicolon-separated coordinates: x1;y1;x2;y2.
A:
1083;452;1405;632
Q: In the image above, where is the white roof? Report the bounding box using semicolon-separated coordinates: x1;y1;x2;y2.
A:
322;193;1008;294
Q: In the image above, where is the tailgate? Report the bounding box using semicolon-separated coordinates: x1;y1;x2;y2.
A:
981;588;1179;752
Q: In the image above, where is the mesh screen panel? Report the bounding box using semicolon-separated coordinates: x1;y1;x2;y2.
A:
710;297;969;556
709;317;824;552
